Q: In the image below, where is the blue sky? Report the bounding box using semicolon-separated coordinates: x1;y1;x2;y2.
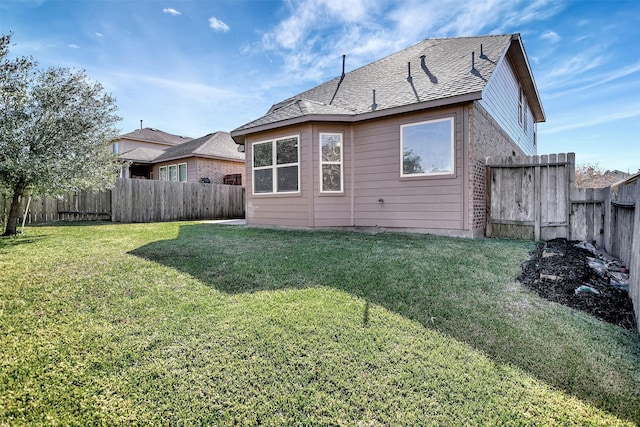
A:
2;0;638;172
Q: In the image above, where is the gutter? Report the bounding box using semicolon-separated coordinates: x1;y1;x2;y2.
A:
231;92;483;145
153;153;245;164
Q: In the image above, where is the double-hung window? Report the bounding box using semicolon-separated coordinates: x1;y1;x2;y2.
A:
168;165;178;182
320;133;343;193
253;135;299;194
159;166;168;181
400;117;454;177
178;163;187;182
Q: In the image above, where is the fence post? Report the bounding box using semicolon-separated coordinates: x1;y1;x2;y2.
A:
565;153;573;240
603;186;612;253
485;165;492;237
534;155;541;241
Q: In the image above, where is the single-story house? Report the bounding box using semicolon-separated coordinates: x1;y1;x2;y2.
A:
116;129;245;185
230;33;545;237
152;131;245;185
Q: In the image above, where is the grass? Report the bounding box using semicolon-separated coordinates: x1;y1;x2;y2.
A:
1;221;639;426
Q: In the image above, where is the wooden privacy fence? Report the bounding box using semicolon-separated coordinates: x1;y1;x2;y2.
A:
111;178;245;222
1;178;245;225
485;153;607;245
611;178;640;334
486;153;639;334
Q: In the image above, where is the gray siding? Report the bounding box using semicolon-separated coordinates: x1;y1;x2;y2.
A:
480;56;536;155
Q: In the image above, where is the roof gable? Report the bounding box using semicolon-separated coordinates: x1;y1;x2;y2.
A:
232;34;544;141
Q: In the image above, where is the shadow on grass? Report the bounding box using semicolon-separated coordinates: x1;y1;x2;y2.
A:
26;221;113;227
0;234;46;249
129;223;640;424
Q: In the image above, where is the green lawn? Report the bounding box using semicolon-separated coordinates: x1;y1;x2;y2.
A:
1;222;638;426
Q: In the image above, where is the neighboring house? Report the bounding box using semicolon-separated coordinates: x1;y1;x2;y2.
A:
576;169;630;188
114;127;192;179
152;131;245;185
230;34;545;237
116;129;244;184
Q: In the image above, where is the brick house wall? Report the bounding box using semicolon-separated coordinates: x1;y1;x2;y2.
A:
469;101;527;235
196;158;245;185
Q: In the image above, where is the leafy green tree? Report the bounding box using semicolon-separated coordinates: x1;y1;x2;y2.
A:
403;148;424;174
0;34;121;235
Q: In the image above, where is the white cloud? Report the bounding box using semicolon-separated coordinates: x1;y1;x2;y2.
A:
163;8;181;16
258;0;568;85
542;108;640;135
95;32;104;37
541;51;605;86
542;61;640;99
68;44;80;49
263;0;376;51
209;16;230;32
540;30;561;43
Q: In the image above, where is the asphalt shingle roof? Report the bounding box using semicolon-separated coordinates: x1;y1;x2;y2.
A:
119;127;192;145
118;147;164;163
233;34;519;134
154;131;245;162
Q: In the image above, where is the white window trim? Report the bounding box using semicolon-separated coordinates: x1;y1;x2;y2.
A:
160;163;188;182
178;162;188;182
400;117;455;178
518;86;527;130
252;135;300;195
319;132;343;194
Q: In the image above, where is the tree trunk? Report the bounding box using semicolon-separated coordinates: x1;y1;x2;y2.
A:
2;189;23;236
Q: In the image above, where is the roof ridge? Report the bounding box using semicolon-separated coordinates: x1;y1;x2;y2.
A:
231;33;535;139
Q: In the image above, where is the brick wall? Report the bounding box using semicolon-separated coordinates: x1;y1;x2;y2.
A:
469;102;527;234
196;158;245;185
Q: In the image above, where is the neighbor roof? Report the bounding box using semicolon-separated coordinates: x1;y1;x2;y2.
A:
154;131;245;163
119;127;192;146
232;34;544;142
118;147;164;164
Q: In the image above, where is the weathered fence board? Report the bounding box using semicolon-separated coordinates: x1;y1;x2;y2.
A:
628;180;640;335
486;153;610;246
2;178;244;227
111;178;244;223
570;187;608;247
487;153;639;333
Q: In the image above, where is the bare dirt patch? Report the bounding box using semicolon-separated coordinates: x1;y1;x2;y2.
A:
518;238;636;331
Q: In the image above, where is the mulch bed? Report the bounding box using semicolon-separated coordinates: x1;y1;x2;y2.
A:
518;238;637;331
